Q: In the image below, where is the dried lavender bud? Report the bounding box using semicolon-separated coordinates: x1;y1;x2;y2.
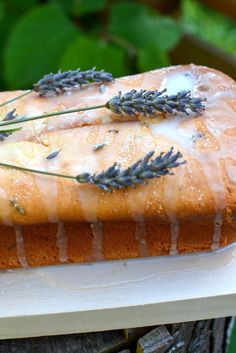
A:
10;199;26;216
191;130;205;143
0;132;10;141
46;149;61;160
0;127;22;141
93;143;106;151
33;68;114;97
108;128;119;133
3;109;18;121
106;89;206;117
76;147;185;192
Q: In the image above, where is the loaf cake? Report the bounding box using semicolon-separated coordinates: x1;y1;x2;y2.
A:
0;64;235;269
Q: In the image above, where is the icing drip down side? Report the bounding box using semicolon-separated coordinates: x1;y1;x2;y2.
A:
56;221;68;263
90;222;104;261
15;225;29;268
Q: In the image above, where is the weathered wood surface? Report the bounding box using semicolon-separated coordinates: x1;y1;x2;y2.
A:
124;328;155;345
0;318;232;353
0;331;127;353
137;327;174;353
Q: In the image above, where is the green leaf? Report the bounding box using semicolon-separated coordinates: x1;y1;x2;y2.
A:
4;4;79;89
137;46;170;72
49;0;73;13
50;0;106;15
0;13;21;89
60;35;127;77
0;0;40;87
0;0;38;17
72;0;106;15
109;2;181;52
0;2;4;21
3;0;38;12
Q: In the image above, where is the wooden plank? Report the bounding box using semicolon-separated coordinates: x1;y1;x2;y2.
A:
124;328;155;344
137;327;174;353
188;321;211;352
167;322;195;353
0;319;231;353
211;318;227;353
0;331;127;353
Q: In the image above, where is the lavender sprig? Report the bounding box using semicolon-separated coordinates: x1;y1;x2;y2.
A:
33;68;114;96
106;89;206;116
0;89;206;128
0;148;184;192
0;68;113;108
76;148;185;191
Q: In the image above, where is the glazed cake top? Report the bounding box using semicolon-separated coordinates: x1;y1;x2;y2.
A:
0;64;235;250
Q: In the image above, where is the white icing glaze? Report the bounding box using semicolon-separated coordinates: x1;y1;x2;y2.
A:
193;137;226;249
75;126;107;222
0;188;12;225
125;126;155;256
99;84;109;94
34;167;58;223
150;119;195;150
79;188;100;222
77;126;120;222
69;149;100;222
163;168;184;256
160;68;236;251
164;72;196;94
212;211;223;250
198;155;226;250
135;220;149;257
90;222;104;261
24;105;42;118
225;161;236;184
0;143;38;225
34;158;59;223
56;221;68;263
15;225;29;268
169;215;180;256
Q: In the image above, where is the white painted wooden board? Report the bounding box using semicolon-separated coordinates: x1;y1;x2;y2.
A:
0;243;236;339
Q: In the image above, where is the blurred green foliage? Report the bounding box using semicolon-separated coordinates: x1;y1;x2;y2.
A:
182;0;236;58
0;0;182;90
0;0;236;91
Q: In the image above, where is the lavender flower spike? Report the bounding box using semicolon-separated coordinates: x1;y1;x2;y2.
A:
76;147;185;192
33;68;114;96
106;89;206;116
